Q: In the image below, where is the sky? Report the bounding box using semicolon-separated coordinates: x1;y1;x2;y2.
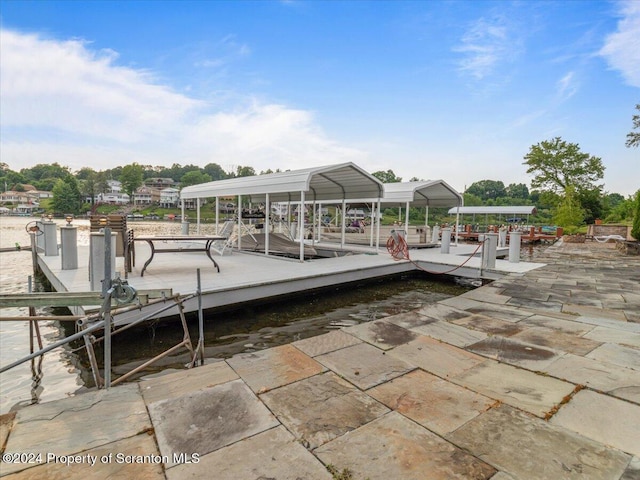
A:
0;1;638;196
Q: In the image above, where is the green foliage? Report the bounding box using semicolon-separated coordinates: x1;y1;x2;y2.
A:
626;104;640;148
119;163;144;197
553;185;585;228
632;190;640;241
180;171;212;189
523;137;605;194
463;193;483;206
605;193;636;223
51;175;82;214
466;180;506;200
372;169;402;183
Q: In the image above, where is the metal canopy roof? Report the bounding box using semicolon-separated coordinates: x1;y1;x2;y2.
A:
447;206;537;215
383;181;463;207
180;162;383;203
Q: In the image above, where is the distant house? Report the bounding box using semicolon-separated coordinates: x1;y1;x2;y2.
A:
98;192;130;205
0;191;31;204
133;186;161;206
159;187;180;208
145;177;177;189
106;180;123;193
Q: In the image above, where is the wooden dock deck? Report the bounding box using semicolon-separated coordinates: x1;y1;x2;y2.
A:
33;240;545;323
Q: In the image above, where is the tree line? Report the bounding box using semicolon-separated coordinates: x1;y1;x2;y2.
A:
1;103;638;234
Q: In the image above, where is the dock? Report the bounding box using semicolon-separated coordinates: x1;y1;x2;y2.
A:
1;240;638;479
30;239;543;324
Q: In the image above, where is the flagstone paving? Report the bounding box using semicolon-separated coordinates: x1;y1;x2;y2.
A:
1;240;639;479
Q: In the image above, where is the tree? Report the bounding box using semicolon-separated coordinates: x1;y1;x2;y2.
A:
506;183;529;199
180;171;212;189
466;180;506;201
235;166;256;177
372;170;402;183
523;137;605;194
553;185;584;229
632;190;640;241
120;163;144;197
626;104;640;148
51;175;82;214
203;163;228;181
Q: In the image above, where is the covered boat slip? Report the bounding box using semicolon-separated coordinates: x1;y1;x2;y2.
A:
34;240;545;325
180;164;464;257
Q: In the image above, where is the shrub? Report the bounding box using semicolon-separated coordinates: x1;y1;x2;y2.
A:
632;190;640;241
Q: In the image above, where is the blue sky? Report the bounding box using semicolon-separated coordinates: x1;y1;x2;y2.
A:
1;1;638;195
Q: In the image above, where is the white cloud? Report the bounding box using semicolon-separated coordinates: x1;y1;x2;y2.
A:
599;0;640;87
556;71;579;101
0;28;363;173
454;13;521;80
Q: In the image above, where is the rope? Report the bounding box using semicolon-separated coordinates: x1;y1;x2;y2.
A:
386;234;485;275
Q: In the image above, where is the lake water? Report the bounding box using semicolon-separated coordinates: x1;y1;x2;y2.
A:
1;215;482;414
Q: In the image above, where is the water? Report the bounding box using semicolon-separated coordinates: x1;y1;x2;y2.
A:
1;215;479;414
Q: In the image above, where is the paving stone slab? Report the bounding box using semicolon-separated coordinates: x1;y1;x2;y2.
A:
451;361;575;418
260;372;389;449
520;314;595;335
550;389;640;456
544;354;640;404
415;302;474;322
166;426;332;480
511;326;602;356
621;456;640;480
467;335;563;370
450;314;526;336
563;304;627;321
466;303;534;323
148;379;278;467
140;361;238;405
314;411;496;480
380;309;438;329
435;296;485;311
575;315;640;333
583;327;640;349
315;343;415;390
448;404;630;480
0;412;15;453
1;384;150;476
388;335;486;379
292;330;362;357
506;296;563;312
587;343;640;371
459;288;511;305
368;369;495;435
1;433;164;480
226;344;326;393
410;320;487;347
343;319;419;350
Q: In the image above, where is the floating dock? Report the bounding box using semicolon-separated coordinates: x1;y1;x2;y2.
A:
32;240;544;323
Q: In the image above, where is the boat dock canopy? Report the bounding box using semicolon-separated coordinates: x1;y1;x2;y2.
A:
447;206;537;215
383;181;463;207
180;162;384;203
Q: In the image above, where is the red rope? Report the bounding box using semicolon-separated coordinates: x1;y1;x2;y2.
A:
386;234;485;275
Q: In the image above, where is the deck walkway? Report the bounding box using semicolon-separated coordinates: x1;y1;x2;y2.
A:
1;241;639;479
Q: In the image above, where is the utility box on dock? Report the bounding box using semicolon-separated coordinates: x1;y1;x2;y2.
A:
89;231;117;292
60;225;78;270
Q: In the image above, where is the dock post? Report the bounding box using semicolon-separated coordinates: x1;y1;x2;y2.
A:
508;231;522;263
181;218;190;235
35;220;45;252
42;219;58;256
60;224;78;270
498;228;508;247
481;233;498;269
431;225;440;244
440;227;451;253
89;231;116;292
